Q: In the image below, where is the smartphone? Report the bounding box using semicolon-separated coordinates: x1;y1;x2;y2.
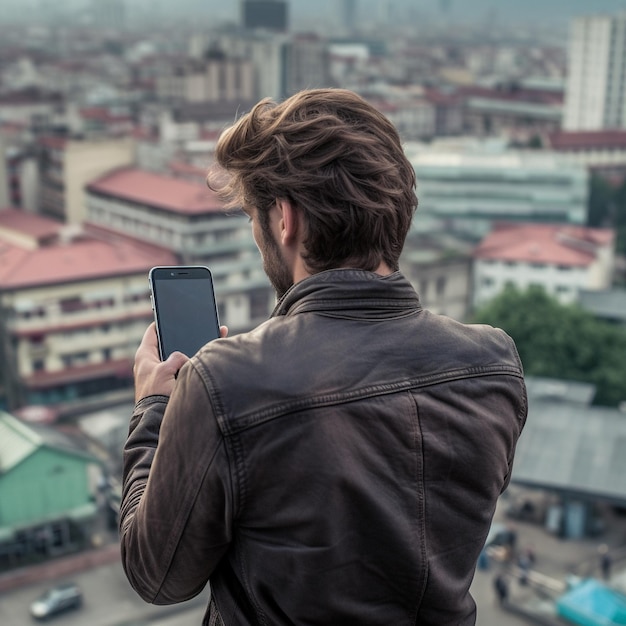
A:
149;266;220;360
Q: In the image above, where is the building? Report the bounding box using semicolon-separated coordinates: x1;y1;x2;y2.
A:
85;167;275;335
473;222;615;308
90;0;125;31
2;144;39;212
544;130;626;172
399;231;473;321
282;34;330;98
0;208;176;409
564;14;626;131
339;0;358;32
0;410;104;570
460;84;563;140
214;31;287;101
512;377;626;538
242;0;288;32
0;88;65;131
38;136;135;224
577;288;626;326
155;56;255;105
406;139;589;238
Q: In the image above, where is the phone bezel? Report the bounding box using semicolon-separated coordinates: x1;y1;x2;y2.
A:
148;265;220;361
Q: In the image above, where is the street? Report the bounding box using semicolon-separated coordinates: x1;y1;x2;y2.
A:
0;555;532;626
0;559;210;626
2;492;625;626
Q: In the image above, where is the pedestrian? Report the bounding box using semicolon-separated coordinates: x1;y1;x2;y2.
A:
494;573;509;606
517;550;531;586
119;88;528;625
599;544;612;581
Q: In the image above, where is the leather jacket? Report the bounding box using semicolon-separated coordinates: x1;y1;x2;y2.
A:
120;269;527;625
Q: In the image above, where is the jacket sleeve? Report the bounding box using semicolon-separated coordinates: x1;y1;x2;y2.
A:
119;360;233;605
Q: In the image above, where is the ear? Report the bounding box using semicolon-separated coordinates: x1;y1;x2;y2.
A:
276;198;299;246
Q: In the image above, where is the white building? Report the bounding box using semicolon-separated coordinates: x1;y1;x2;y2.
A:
406;139;589;238
85;168;275;334
0;208;176;408
473;223;615;308
564;14;626;131
545;129;626;170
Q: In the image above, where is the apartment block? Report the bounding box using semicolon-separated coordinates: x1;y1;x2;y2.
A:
38;136;135;224
85;167;275;334
473;223;615;308
406;139;589;239
564;14;626;131
0;208;176;409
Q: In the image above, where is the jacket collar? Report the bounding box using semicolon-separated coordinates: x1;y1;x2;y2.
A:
271;269;421;318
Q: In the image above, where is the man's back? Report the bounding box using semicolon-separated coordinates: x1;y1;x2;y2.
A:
177;271;526;624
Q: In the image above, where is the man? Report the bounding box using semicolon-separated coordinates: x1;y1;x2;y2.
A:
120;88;527;625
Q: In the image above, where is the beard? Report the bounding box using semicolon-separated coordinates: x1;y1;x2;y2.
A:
258;215;293;299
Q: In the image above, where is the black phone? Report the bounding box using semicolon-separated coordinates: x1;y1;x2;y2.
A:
149;266;220;360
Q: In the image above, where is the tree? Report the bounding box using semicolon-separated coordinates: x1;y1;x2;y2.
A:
472;285;626;407
587;172;626;257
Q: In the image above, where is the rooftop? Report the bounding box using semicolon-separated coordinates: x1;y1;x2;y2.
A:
87;167;224;215
547;130;626;151
578;288;626;323
512;396;626;505
0;209;176;289
474;223;614;267
0;208;63;244
0;411;97;473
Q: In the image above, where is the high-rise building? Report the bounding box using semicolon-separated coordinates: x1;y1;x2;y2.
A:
91;0;125;30
339;0;357;31
242;0;288;32
564;14;626;131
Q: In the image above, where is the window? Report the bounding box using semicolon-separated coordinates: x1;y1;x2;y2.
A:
60;297;84;313
250;290;270;320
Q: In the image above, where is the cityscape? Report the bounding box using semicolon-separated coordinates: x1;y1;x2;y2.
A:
0;1;626;624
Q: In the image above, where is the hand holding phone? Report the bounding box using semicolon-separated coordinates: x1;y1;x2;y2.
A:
149;266;220;361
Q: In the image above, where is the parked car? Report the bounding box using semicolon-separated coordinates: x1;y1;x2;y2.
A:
29;582;83;620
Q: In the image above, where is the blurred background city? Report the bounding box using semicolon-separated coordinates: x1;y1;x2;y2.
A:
0;1;626;624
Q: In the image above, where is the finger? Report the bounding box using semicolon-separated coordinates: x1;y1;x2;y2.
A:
137;322;158;354
220;325;229;338
166;351;189;373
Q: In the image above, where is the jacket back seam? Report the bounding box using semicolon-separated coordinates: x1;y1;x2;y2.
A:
214;364;524;436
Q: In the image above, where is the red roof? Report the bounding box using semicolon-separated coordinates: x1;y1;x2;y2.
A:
547;130;626;151
457;85;563;105
0;217;176;289
474;223;614;267
87;167;223;214
80;107;133;123
0;208;63;242
37;135;67;150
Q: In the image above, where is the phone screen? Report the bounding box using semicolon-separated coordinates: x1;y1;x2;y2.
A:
149;266;220;360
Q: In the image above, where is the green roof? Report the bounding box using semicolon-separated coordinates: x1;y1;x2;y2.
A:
0;411;100;473
0;411;41;473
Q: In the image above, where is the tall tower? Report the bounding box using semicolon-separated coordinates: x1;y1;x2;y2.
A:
564;14;626;130
340;0;357;31
91;0;126;30
241;0;288;32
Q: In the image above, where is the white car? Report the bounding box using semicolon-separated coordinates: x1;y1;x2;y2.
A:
29;582;83;620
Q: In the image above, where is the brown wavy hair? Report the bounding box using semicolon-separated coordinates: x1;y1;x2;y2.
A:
208;88;418;272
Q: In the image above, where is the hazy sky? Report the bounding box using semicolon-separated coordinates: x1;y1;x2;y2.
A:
3;0;626;32
204;0;626;27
